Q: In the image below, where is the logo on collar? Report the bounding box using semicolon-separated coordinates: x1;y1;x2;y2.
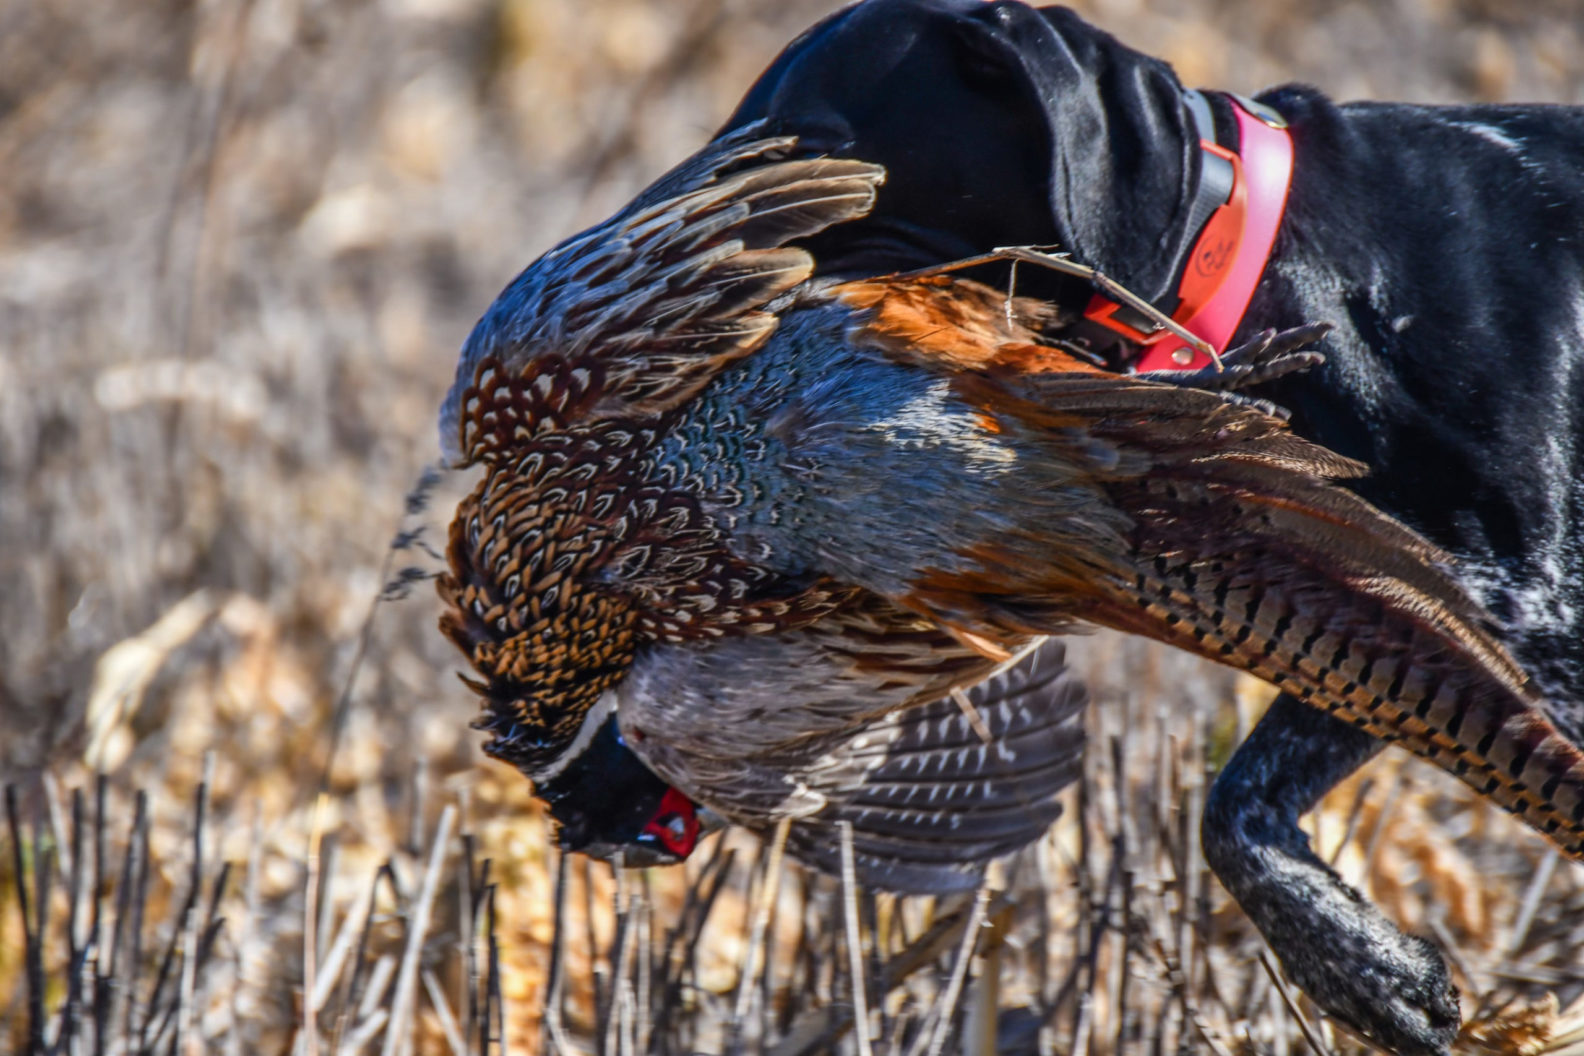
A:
1083;91;1294;372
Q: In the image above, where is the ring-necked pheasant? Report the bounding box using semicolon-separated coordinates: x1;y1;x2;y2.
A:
437;129;1089;889
436;129;1584;1043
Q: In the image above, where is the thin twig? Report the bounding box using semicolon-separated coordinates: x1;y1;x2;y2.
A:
838;823;875;1056
92;775;109;1056
381;805;456;1056
332;865;391;1055
311;879;371;1013
1259;951;1334;1056
896;246;1222;367
1147;938;1236;1056
304;792;330;1056
635;873;653;1056
175;752;214;1056
732;819;791;1045
653;847;737;1049
460;833;477;1056
58;785;86;1056
542;852;573;1056
1505;847;1559;957
485;886;506;1056
910;887;991;1056
422;968;468;1056
6;785;45;1053
1360;767;1407;888
600;860;633;1056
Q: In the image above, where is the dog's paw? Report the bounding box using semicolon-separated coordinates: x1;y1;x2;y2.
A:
1272;916;1460;1056
1217;844;1461;1055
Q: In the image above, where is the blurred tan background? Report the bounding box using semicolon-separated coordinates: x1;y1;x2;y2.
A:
3;0;1584;1052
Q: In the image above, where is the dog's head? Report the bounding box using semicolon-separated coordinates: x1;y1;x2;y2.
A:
721;0;1202;307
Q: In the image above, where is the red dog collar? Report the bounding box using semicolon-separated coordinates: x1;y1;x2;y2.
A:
1084;92;1294;372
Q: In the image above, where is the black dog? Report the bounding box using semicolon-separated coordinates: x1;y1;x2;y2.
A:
717;2;1584;1053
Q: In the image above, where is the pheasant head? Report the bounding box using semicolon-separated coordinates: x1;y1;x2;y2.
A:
436;409;848;856
437;430;655;855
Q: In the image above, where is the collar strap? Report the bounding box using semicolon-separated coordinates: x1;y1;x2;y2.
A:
1082;91;1294;372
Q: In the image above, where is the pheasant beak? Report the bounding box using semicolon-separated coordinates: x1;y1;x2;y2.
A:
636;787;702;861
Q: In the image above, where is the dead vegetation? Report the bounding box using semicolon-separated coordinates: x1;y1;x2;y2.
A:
3;0;1584;1053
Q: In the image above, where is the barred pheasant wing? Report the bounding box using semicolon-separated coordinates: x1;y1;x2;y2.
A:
440;126;884;465
833;283;1584;860
782;639;1086;893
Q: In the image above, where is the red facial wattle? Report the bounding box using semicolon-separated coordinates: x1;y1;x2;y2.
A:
640;788;701;859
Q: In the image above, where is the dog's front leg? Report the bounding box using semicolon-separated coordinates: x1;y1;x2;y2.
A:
1203;694;1461;1056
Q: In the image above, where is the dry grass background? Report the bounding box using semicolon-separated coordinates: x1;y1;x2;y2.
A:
3;0;1584;1052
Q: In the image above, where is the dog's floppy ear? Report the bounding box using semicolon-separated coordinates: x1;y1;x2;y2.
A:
721;0;1201;306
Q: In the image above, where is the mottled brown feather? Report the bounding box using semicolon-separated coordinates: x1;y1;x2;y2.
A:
442;130;886;464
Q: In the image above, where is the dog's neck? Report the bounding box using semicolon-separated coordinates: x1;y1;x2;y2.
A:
1083;90;1295;372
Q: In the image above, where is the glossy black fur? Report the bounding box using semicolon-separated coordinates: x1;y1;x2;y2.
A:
720;3;1584;1053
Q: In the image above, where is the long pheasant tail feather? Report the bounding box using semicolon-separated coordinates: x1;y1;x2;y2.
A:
442;128;885;465
1048;381;1584;858
1091;546;1584;855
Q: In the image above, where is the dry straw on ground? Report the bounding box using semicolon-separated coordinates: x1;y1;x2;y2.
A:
3;0;1584;1053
